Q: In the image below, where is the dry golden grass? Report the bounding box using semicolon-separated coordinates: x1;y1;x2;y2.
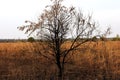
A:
0;41;119;80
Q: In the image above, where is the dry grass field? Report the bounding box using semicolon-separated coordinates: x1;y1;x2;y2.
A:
0;41;120;80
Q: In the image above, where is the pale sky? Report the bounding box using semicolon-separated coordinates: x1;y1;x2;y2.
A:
0;0;120;39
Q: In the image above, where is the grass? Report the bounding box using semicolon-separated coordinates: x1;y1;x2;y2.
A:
0;41;119;80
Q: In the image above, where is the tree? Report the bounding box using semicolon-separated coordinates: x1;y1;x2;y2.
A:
18;0;110;79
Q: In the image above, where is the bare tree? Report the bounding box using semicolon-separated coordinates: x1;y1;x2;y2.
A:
18;0;110;79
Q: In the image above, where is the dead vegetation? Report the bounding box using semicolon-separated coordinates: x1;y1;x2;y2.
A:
0;41;119;80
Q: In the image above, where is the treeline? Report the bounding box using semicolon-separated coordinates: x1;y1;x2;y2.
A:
0;39;27;42
0;36;120;43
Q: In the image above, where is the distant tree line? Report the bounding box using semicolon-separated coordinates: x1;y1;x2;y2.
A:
112;34;120;41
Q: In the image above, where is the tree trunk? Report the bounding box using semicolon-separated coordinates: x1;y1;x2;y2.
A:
56;55;63;80
58;64;63;80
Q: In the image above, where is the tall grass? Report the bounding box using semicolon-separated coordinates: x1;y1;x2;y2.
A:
0;41;119;80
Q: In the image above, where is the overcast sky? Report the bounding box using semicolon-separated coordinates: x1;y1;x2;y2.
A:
0;0;120;39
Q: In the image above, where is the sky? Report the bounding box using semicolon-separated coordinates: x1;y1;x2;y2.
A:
0;0;120;39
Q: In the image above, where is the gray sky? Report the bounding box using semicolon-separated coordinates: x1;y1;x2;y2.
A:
0;0;120;39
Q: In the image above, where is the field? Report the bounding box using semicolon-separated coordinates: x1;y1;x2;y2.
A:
0;41;120;80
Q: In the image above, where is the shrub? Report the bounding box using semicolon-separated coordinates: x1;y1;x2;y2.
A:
27;37;35;42
100;36;107;41
92;36;98;42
